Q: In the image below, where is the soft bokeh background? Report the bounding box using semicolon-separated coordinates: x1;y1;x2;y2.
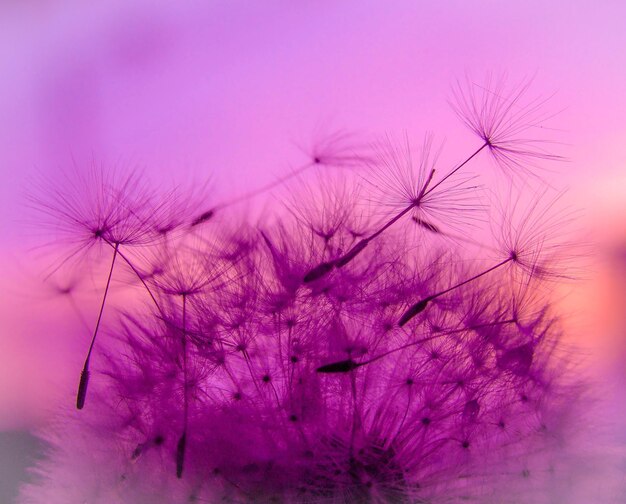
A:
1;1;625;502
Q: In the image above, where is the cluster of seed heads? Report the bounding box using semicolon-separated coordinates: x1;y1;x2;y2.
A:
21;76;581;504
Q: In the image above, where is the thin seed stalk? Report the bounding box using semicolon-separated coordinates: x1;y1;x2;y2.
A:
76;242;119;410
398;257;513;327
177;293;188;478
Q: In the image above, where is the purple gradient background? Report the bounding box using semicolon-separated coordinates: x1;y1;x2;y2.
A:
1;1;625;501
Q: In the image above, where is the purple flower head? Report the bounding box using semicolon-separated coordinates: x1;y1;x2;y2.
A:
21;78;586;504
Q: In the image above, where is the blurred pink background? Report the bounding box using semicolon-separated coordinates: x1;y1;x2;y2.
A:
1;1;625;500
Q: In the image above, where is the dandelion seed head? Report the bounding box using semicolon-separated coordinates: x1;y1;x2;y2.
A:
21;78;587;504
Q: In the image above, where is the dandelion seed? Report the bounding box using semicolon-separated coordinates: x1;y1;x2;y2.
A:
191;209;215;227
316;359;360;373
338;134;482;269
302;261;336;283
450;73;564;176
297;127;373;169
335;239;370;269
191;129;370;228
28;165;168;408
398;297;432;327
491;186;582;282
176;432;187;478
28;164;159;265
412;216;441;234
398;189;578;326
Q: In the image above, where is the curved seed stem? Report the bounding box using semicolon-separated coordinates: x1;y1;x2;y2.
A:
177;293;189;478
424;143;487;197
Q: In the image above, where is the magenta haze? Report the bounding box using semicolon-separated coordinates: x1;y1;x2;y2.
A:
21;77;581;504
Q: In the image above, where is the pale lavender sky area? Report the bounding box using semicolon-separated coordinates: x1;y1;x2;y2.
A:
0;0;625;463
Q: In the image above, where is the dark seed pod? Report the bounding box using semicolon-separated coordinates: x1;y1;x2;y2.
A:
303;261;336;283
316;359;360;373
